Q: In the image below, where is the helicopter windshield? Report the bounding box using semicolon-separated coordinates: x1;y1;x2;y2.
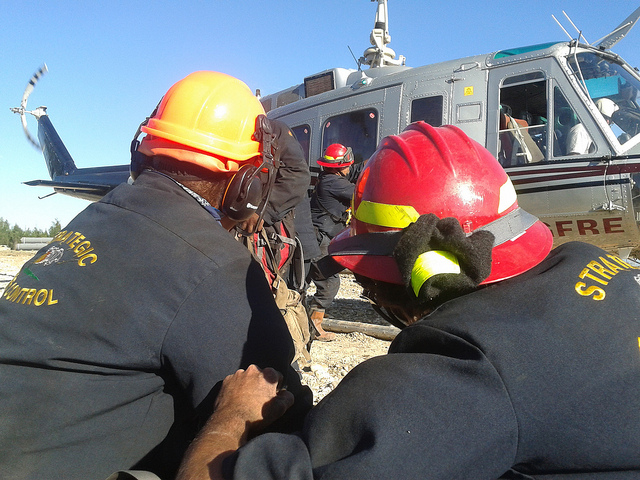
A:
568;51;640;146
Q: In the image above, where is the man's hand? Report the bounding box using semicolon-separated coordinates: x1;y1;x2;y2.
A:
175;365;294;480
236;213;264;235
214;365;294;437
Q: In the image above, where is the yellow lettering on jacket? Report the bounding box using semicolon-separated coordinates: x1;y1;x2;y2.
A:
1;279;57;307
586;261;615;280
68;234;85;249
51;230;98;265
607;254;634;269
575;282;606;300
574;254;638;301
78;253;97;266
73;241;92;255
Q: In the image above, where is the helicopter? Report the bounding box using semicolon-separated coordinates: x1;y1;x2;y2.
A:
10;65;131;202
11;1;640;256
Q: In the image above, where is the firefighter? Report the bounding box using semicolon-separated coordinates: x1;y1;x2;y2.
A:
0;71;311;480
177;122;640;480
307;143;360;341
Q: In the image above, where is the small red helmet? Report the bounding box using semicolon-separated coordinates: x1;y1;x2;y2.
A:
329;122;552;285
317;143;355;168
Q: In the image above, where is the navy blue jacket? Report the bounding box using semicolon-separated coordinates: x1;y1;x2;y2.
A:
310;172;355;239
262;119;310;229
230;242;640;479
0;172;310;480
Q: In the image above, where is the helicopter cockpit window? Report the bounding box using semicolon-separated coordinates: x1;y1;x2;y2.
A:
498;75;547;167
410;96;444;126
322;108;378;164
568;51;640;145
291;125;311;163
553;87;594;156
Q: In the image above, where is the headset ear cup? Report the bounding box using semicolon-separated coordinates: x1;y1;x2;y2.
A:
222;165;264;221
130;147;149;180
130;135;152;180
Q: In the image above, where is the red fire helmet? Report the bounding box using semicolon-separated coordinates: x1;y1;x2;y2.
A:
329;122;552;285
317;143;355;168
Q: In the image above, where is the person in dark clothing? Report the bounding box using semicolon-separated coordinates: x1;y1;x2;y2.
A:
260;121;311;229
307;143;362;341
237;119;309;238
0;71;311;480
233;120;315;370
242;119;312;287
175;123;640;480
292;189;321;286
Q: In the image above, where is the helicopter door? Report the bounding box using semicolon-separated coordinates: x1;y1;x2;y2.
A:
487;64;634;249
490;71;549;166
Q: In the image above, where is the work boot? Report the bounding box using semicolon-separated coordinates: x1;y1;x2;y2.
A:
309;309;336;342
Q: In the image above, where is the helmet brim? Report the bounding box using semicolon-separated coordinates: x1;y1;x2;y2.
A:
328;228;404;284
317;159;354;168
482;218;552;284
329;219;552;286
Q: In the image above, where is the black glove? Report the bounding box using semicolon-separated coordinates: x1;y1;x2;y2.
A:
393;214;494;306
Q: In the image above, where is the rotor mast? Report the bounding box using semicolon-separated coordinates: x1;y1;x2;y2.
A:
360;0;406;68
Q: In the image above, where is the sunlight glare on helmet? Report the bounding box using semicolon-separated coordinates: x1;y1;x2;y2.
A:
454;183;481;207
214;104;228;119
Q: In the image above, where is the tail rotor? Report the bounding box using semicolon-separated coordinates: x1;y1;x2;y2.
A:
9;64;49;150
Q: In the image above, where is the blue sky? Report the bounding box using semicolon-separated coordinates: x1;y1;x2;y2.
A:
1;1;638;230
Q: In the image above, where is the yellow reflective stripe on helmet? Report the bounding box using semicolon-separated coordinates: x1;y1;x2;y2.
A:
354;201;420;228
411;250;461;297
498;177;517;214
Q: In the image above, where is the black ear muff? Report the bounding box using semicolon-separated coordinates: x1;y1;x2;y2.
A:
130;138;150;181
130;100;162;180
221;165;264;222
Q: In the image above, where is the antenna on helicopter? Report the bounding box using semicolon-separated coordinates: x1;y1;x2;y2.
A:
552;7;640;51
552;15;573;41
348;45;362;71
359;0;406;68
563;11;590;44
551;12;589;44
9;64;49;150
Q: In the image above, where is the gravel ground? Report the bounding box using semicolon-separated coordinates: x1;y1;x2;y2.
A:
0;249;393;404
0;249;33;295
303;274;392;402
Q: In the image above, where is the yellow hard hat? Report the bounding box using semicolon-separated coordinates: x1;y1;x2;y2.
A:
138;71;265;172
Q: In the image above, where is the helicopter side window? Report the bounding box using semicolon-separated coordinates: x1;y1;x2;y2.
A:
291;124;311;163
322;108;378;164
498;77;547;166
612;81;640;140
410;96;444;126
552;87;594;156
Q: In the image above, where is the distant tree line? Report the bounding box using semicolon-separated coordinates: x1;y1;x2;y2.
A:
0;218;62;249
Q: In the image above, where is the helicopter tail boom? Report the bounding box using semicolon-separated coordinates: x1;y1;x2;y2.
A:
36;115;78;179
